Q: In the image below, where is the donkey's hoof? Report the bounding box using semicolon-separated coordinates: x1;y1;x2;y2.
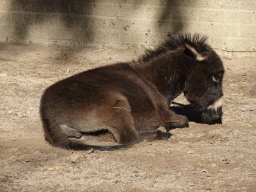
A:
156;130;172;140
164;116;189;131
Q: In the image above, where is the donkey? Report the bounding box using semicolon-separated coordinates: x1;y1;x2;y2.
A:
40;34;224;150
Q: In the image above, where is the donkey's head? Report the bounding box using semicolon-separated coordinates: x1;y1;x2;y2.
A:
182;35;224;124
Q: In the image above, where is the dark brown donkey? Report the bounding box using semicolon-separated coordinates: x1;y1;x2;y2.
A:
40;34;224;150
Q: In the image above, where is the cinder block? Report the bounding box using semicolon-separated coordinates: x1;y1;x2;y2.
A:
74;29;94;44
225;38;254;51
93;29;121;45
159;0;186;7
0;25;9;40
45;1;57;13
51;27;75;40
0;0;21;11
146;7;197;22
241;1;256;10
70;2;94;15
89;17;108;30
24;14;35;25
20;0;45;12
144;32;167;47
199;10;225;23
11;13;25;25
43;1;71;14
72;28;121;46
35;14;61;26
12;13;34;25
255;12;256;24
43;39;57;45
90;0;130;4
145;6;162;19
27;25;45;39
92;0;159;5
62;16;108;31
120;5;146;19
185;0;213;8
212;0;241;9
129;0;159;6
215;23;240;38
188;22;212;35
211;37;226;50
119;32;145;45
240;25;256;38
12;25;26;39
41;26;58;40
0;26;6;41
0;25;15;37
55;1;70;14
185;8;199;21
58;15;88;28
109;18;155;33
0;11;11;25
225;11;253;24
93;4;121;17
56;39;80;47
0;0;12;11
159;21;187;34
195;23;241;38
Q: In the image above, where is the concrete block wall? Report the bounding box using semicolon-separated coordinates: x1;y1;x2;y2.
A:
0;0;255;55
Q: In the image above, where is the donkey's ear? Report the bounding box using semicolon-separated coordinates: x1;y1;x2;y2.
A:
185;43;207;61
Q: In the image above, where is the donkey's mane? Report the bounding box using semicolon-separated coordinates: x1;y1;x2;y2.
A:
143;34;208;62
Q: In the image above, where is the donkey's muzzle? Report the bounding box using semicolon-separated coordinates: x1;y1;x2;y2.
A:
202;97;223;124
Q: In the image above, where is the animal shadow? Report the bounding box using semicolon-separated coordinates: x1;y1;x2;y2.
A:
170;102;222;125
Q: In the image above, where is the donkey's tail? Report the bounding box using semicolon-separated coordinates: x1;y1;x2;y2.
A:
66;140;128;151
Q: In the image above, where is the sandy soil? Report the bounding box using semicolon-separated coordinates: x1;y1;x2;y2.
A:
0;43;255;192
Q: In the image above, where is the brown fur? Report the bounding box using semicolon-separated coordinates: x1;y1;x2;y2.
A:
40;34;224;150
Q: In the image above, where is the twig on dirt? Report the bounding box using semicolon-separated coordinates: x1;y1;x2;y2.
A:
92;49;108;53
230;93;244;96
113;106;131;111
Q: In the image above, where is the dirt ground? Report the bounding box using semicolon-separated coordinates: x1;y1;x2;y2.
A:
0;42;255;192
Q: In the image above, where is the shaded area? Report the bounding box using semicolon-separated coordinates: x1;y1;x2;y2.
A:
7;0;187;46
157;0;185;34
170;102;222;124
9;0;94;44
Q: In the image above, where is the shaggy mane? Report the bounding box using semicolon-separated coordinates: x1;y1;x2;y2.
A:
143;34;208;62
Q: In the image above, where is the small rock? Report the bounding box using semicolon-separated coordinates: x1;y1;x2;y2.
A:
0;73;7;77
222;157;231;164
70;152;84;163
87;148;94;154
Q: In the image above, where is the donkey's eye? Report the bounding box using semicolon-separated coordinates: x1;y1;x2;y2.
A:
212;75;218;82
212;73;222;83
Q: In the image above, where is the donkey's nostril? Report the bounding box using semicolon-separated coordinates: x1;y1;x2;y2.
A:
201;97;223;124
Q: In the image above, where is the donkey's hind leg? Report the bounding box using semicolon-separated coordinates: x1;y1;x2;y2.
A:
110;98;173;144
107;99;140;145
60;124;82;138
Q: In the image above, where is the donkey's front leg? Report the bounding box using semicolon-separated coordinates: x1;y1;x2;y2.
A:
164;111;189;131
